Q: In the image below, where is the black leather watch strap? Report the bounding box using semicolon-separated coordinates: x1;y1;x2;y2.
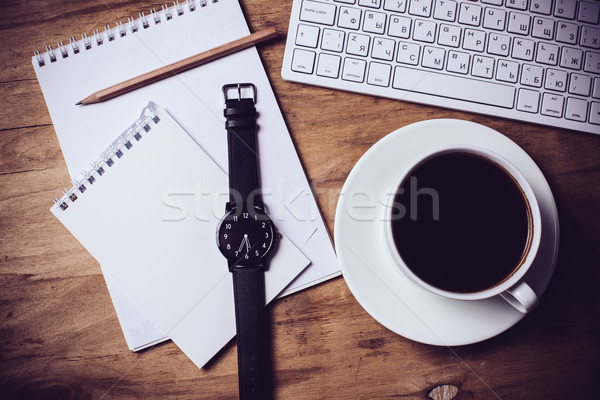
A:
223;84;270;399
232;266;267;400
224;95;260;207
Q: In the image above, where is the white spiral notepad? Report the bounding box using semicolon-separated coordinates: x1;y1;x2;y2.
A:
33;0;340;354
51;102;309;368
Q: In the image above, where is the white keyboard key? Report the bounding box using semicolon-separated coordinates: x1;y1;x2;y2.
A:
389;15;412;38
335;0;357;3
521;63;544;87
458;2;482;26
338;6;362;30
488;32;511;56
556;21;579;45
438;24;461;47
578;1;600;24
296;24;320;48
463;28;486;51
584;51;600;74
347;32;371;56
433;0;458;22
496;59;519;83
291;48;316;73
367;61;392;86
413;19;437;43
392;65;516;108
590;102;600;125
532;16;554;40
517;88;540;113
560;47;583;70
593;77;600;99
545;68;568;91
512;37;535;61
569;73;592;96
565;97;588;122
530;0;552;15
372;36;396;60
383;0;407;13
359;0;382;8
409;0;433;17
422;45;446;69
447;50;470;74
580;26;600;49
300;0;336;25
541;92;565;117
397;41;421;64
483;7;507;31
322;28;345;52
506;0;528;11
554;0;577;20
536;42;559;65
507;12;531;35
481;0;503;5
342;57;367;82
472;54;495;78
317;53;342;77
363;11;387;34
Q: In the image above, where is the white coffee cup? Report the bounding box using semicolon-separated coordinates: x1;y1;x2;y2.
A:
385;145;542;313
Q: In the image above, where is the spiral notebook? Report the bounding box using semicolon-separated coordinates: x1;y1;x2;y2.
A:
33;0;340;353
51;102;310;368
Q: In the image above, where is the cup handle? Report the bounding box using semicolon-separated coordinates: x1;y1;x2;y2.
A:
500;281;539;313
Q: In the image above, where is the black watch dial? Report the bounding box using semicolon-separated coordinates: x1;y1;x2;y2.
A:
217;208;276;267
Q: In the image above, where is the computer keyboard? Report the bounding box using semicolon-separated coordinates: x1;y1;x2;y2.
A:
281;0;600;134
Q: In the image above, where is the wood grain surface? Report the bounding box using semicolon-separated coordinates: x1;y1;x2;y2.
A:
1;1;599;399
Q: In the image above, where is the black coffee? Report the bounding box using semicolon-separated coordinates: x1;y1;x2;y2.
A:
390;152;531;293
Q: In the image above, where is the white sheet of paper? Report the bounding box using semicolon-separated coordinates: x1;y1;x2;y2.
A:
52;104;310;367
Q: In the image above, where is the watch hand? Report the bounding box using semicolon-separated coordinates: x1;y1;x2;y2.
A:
238;234;252;254
238;235;247;254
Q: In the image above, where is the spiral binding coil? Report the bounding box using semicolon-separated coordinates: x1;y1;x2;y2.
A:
34;0;216;67
53;102;162;211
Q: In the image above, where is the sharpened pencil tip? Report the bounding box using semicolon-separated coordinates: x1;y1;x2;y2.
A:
75;100;83;105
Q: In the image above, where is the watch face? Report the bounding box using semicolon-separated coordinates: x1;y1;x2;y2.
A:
217;208;276;266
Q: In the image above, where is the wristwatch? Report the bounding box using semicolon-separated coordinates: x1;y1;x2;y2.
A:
216;83;277;400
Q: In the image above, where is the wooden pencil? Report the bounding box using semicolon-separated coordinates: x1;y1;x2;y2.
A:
76;26;278;105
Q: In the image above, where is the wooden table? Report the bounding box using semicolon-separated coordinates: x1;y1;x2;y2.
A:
1;1;599;399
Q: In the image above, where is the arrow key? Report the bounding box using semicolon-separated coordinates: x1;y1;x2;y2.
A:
296;24;320;48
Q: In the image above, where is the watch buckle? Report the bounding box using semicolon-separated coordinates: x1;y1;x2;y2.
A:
223;83;256;104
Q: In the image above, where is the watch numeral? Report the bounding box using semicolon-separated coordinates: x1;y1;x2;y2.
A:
255;250;260;256
265;232;269;238
223;233;228;239
233;216;238;222
227;244;231;250
243;212;249;219
225;223;231;229
261;222;266;228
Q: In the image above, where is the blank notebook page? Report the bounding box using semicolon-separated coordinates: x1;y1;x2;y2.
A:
51;104;309;367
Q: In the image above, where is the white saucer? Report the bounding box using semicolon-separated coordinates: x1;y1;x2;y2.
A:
334;119;559;346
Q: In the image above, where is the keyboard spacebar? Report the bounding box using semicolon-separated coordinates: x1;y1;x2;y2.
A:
392;66;516;109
